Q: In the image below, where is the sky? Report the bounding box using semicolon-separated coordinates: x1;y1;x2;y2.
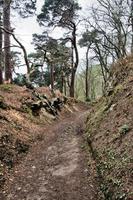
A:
12;0;95;73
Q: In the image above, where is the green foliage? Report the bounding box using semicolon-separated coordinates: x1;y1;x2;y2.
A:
92;148;130;200
0;84;12;92
32;33;72;90
30;68;46;87
86;96;91;102
11;0;37;18
79;29;102;47
0;95;8;109
119;124;130;135
32;0;81;96
75;64;103;101
37;0;81;27
13;74;27;86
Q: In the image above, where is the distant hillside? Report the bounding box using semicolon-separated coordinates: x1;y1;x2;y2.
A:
86;56;133;199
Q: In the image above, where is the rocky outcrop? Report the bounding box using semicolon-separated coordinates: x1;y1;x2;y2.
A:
22;90;64;117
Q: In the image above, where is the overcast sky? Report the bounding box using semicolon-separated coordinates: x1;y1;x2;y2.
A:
12;0;95;72
13;0;94;49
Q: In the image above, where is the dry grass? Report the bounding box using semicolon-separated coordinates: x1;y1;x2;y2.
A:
0;85;58;188
0;84;79;189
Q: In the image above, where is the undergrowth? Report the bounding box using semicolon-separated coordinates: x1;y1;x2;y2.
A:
86;83;132;199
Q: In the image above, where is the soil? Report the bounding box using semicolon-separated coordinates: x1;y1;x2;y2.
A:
86;62;133;199
1;54;133;200
0;105;99;200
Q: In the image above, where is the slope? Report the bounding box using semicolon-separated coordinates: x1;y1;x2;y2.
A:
0;84;75;190
86;55;133;199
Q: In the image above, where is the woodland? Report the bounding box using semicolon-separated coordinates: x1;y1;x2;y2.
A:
0;0;133;100
0;0;133;200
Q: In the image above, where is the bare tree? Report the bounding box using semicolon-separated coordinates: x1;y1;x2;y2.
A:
79;0;133;94
88;0;130;59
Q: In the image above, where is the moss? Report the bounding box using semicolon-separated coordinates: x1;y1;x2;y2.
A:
119;124;130;135
87;139;131;200
113;84;124;95
99;148;132;198
0;95;8;110
85;77;132;199
86;97;107;138
22;105;32;115
0;84;13;92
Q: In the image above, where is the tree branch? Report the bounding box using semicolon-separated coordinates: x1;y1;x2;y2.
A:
0;26;30;73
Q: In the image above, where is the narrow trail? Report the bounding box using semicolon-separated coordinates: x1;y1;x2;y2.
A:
1;106;99;200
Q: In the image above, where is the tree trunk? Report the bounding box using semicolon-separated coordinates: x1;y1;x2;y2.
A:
70;69;76;97
131;0;133;53
70;44;74;97
60;69;64;94
64;78;67;96
0;13;3;84
50;64;54;92
69;23;79;98
3;0;12;82
85;46;90;100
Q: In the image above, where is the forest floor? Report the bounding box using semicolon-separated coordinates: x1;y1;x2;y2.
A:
1;55;133;200
0;104;100;200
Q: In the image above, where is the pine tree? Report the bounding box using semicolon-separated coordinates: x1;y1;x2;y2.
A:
37;0;81;97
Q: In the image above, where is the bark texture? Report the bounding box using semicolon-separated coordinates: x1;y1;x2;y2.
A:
3;0;12;82
0;13;3;84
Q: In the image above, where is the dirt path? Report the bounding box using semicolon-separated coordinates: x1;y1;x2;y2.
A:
0;106;98;200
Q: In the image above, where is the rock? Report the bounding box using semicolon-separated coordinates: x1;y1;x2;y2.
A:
22;90;64;117
109;104;116;111
31;166;36;169
51;97;63;112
